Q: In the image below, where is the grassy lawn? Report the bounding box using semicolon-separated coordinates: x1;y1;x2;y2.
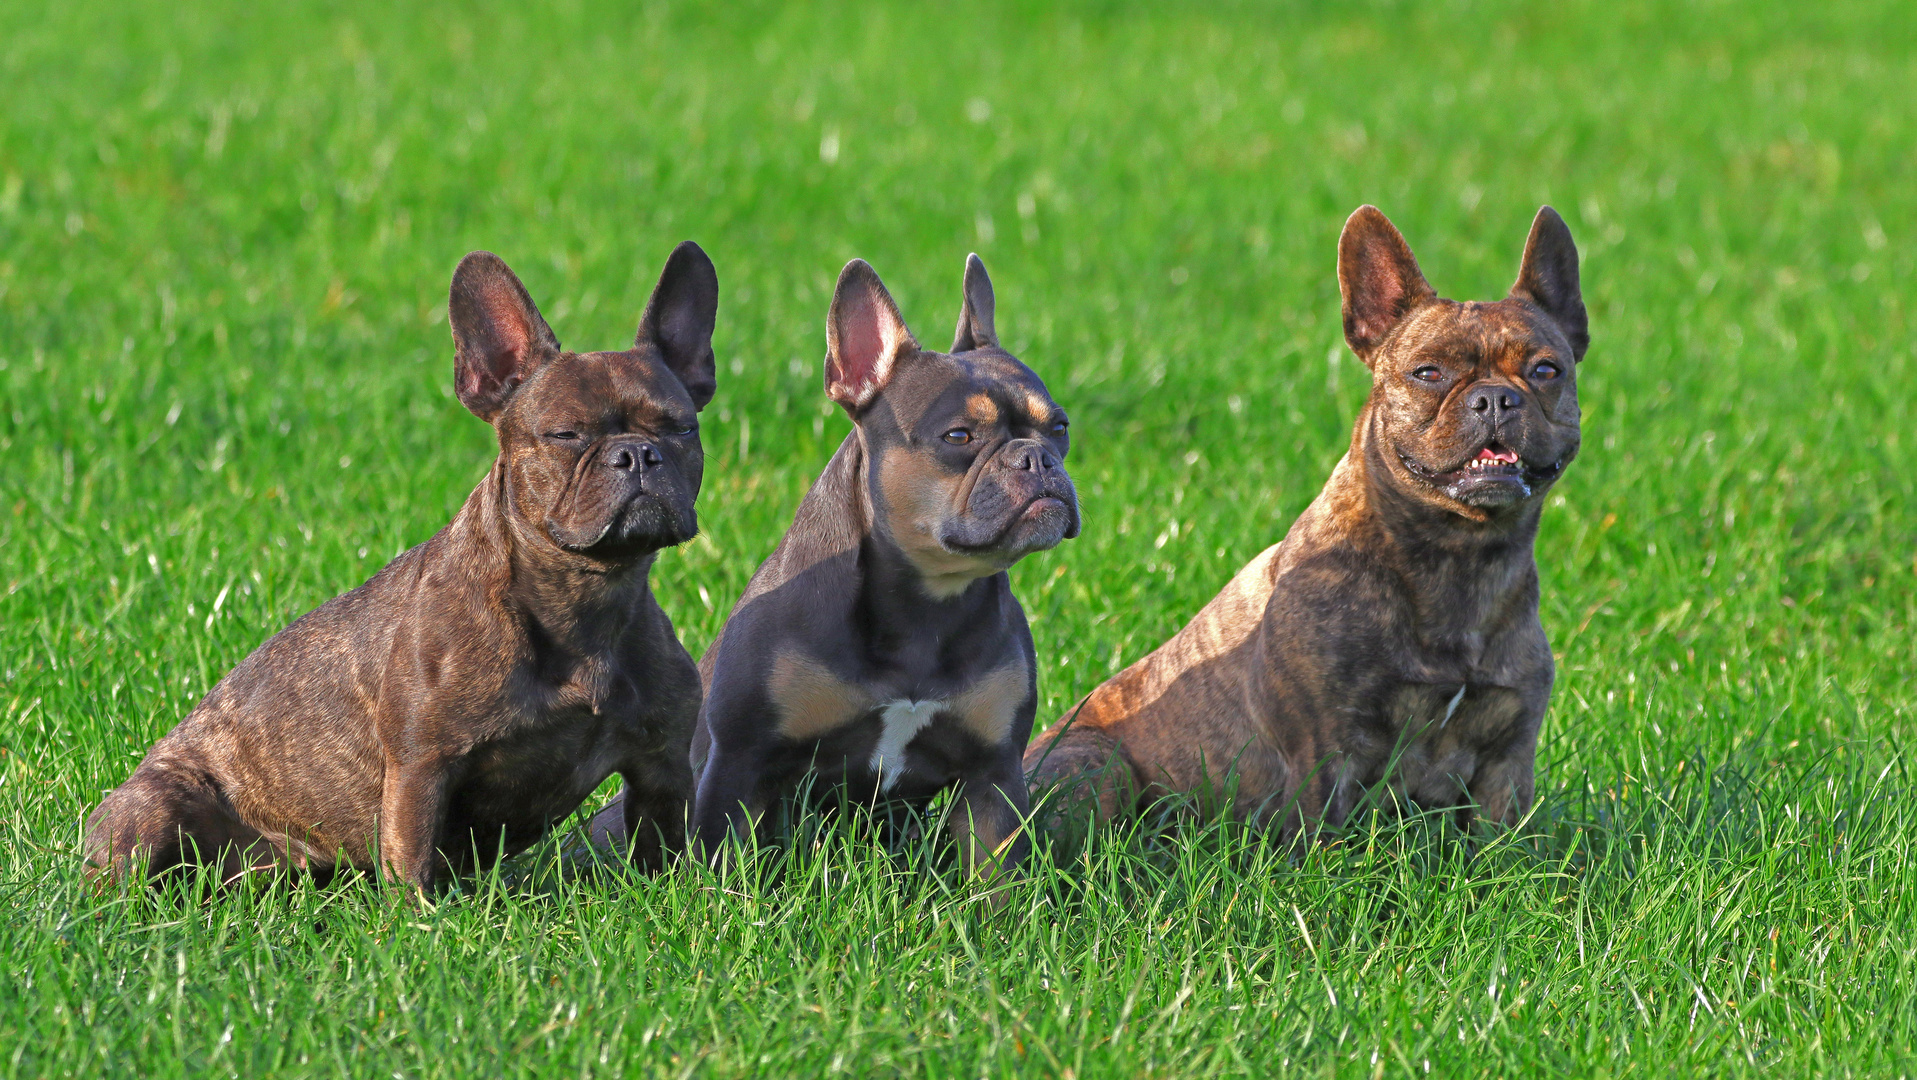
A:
3;0;1913;1074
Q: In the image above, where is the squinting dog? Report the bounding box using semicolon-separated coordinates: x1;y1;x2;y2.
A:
86;243;720;888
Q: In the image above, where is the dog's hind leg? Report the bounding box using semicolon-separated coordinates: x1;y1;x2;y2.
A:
84;759;275;887
1023;724;1142;829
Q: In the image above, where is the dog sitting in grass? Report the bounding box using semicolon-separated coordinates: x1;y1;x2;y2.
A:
85;243;719;889
593;254;1079;883
1026;206;1587;836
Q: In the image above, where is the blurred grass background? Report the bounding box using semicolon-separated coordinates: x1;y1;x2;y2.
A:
1;0;1913;1075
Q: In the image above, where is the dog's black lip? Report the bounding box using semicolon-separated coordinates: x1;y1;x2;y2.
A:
940;494;1077;554
1397;447;1564;489
559;528;691;559
1022;496;1069;516
550;496;695;556
552;520;616;552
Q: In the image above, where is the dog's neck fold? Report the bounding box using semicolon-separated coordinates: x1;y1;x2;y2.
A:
462;459;658;654
830;430;1007;637
1300;418;1546;640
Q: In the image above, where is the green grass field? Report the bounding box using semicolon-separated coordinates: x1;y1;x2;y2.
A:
3;0;1913;1074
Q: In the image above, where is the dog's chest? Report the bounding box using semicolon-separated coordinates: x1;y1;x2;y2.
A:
1383;681;1519;738
543;653;632;716
868;698;950;792
466;650;679;802
1350;680;1527;803
841;690;1017;794
767;648;1030;790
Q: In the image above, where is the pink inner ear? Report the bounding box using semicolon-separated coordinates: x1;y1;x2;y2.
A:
461;298;534;402
834;289;884;390
1357;262;1408;340
483;297;534;366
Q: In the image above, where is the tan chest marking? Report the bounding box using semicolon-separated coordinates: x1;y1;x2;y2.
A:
770;651;873;742
949;653;1029;746
770;648;1030;790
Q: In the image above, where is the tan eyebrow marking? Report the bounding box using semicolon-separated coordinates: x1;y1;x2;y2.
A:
1024;392;1054;424
964;393;1000;424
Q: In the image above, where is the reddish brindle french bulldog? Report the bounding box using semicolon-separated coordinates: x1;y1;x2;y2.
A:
592;255;1079;881
85;243;720;888
1026;206;1587;836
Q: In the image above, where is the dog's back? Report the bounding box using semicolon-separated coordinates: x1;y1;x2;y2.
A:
84;535;445;881
1026;543;1291;819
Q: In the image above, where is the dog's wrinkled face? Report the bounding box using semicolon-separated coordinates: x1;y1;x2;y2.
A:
1339;205;1589;515
1368;300;1581;509
449;242;719;560
867;350;1080;575
823;255;1080;594
497;351;705;557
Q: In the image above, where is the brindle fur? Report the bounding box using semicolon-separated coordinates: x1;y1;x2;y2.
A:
84;243;722;888
1026;206;1587;836
591;255;1078;882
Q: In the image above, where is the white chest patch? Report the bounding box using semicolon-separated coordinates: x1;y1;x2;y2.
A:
870;699;944;792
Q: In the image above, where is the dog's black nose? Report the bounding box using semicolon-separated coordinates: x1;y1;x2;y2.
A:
1003;439;1060;472
1468;385;1523;416
608;443;664;472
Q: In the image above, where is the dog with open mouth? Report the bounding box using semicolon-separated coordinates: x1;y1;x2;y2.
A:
592;254;1078;882
85;243;719;888
1025;206;1586;836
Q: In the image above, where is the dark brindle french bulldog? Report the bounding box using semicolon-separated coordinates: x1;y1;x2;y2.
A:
592;254;1078;881
85;242;720;888
1026;206;1586;836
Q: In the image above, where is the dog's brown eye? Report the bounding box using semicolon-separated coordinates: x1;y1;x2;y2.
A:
1411;366;1444;383
1050;420;1068;436
548;431;580;441
942;429;973;445
1533;362;1561;380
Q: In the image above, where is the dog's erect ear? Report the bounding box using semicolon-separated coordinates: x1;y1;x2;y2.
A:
825;259;919;413
450;252;562;421
638;240;720;410
1509;206;1589;362
951;253;999;353
1338;205;1437;366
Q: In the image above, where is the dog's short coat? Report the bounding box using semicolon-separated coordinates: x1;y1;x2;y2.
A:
85;243;721;888
1027;206;1587;835
593;255;1078;881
